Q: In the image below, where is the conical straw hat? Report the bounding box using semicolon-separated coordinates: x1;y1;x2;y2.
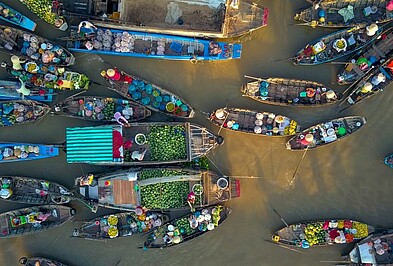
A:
305;134;314;142
326;90;336;99
106;69;116;77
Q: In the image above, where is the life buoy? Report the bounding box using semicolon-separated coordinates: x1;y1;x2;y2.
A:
190;56;197;64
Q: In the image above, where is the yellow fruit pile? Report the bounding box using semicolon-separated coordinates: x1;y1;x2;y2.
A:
283;120;298;135
352;222;368;238
107;215;118;226
303;223;326;246
107;226;118;238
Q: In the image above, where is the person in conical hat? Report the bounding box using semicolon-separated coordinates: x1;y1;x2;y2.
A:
366;24;378;36
360;82;373;93
371;73;386;86
215;109;225;119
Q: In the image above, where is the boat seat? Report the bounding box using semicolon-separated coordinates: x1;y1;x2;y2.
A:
380;67;392;80
170;42;183;53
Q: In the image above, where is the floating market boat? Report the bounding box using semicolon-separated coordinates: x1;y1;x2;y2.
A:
53;94;151;122
286;116;367;150
0;142;60;163
0;176;72;205
19;257;66;266
0;25;74;66
337;26;393;85
72;211;170;240
241;76;342;107
294;0;393;28
0;205;75;238
344;58;393;105
0;80;55;102
384;153;393;168
63;26;242;62
59;0;269;38
272;219;374;248
75;168;239;212
292;25;382;65
144;205;230;248
101;68;194;118
66;123;223;165
19;0;68;30
0;100;50;127
0;2;36;31
208;107;301;136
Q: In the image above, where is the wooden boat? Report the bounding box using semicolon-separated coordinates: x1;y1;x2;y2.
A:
0;80;55;102
286;116;367;150
53;94;151;122
19;257;66;266
292;25;382;65
0;142;60;163
294;0;393;28
2;59;90;91
0;205;75;238
101;67;194;118
0;176;72;205
0;2;36;31
384;154;393;168
337;26;393;85
344;57;393;105
58;0;269;38
144;205;231;249
72;211;170;240
19;0;68;30
0;25;74;66
75;168;239;212
63;26;242;62
66;123;223;165
208;107;301;137
272;219;374;248
0;100;50;127
241;77;342;107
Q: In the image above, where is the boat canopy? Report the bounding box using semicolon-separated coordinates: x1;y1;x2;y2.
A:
350;242;376;264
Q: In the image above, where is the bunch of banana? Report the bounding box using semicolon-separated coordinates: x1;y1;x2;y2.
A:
283;120;298;135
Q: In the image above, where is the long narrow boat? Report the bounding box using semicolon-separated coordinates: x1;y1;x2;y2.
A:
286;116;367;150
0;25;74;66
0;205;75;238
19;0;68;31
0;176;72;205
66;123;223;165
241;77;342;107
294;0;393;28
272;219;374;248
63;26;242;62
337;26;393;85
53;95;151;122
58;0;269;39
19;257;66;266
292;25;382;65
0;142;60;163
75;168;239;212
144;205;230;249
72;211;170;240
0;2;36;31
0;80;55;102
208;107;301;137
0;100;50;127
344;57;393;105
384;154;393;168
101;67;194;118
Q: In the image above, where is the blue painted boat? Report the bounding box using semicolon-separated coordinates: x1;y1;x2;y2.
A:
64;27;242;62
0;80;55;102
0;142;60;163
0;1;36;31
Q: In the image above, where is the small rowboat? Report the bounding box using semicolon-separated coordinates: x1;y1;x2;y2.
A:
19;257;66;266
294;0;393;28
72;211;170;240
102;68;194;118
337;26;393;85
0;1;36;31
292;25;382;65
0;176;72;205
0;25;74;66
0;100;50;127
384;154;393;168
272;219;374;248
208;107;301;136
0;80;55;102
53;95;151;122
144;205;231;249
286;116;367;150
0;205;75;238
241;76;342;107
0;142;60;163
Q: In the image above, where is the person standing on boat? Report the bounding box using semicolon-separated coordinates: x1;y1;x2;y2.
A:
77;21;97;36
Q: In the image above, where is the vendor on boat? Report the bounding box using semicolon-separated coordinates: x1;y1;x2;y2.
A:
78;21;97;36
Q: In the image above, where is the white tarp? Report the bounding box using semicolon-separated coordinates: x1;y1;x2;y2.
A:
165;2;183;24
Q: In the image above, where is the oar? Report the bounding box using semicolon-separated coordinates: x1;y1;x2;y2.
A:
329;61;350;65
320;261;351;264
265;239;307;254
273;56;295;63
288;146;309;186
244;75;281;85
217;101;230;135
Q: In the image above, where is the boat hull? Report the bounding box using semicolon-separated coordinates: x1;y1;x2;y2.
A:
0;2;36;31
0;143;60;163
0;100;50;127
0;80;54;102
19;257;66;266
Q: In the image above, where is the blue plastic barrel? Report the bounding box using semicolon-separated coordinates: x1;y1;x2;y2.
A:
128;84;136;93
141;97;151;105
156;96;162;103
132;91;142;100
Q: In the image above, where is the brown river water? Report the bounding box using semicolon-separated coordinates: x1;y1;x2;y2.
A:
1;0;393;265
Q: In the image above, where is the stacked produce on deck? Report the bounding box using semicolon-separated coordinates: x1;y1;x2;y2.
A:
20;0;66;29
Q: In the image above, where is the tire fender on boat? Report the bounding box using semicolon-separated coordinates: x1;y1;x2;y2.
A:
72;229;80;237
190;56;198;64
19;257;28;265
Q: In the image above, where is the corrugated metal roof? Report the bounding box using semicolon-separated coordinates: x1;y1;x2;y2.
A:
66;126;114;163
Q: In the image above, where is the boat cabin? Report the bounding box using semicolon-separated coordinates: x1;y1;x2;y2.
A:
349;233;393;265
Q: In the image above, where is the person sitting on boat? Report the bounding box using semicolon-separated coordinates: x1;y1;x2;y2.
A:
208;42;222;56
114;112;130;127
77;21;97;36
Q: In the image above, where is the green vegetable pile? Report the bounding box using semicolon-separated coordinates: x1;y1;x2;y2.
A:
21;0;63;26
174;217;195;236
103;101;115;120
147;125;187;161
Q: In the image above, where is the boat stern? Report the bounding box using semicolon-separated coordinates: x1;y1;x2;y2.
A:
231;44;242;59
